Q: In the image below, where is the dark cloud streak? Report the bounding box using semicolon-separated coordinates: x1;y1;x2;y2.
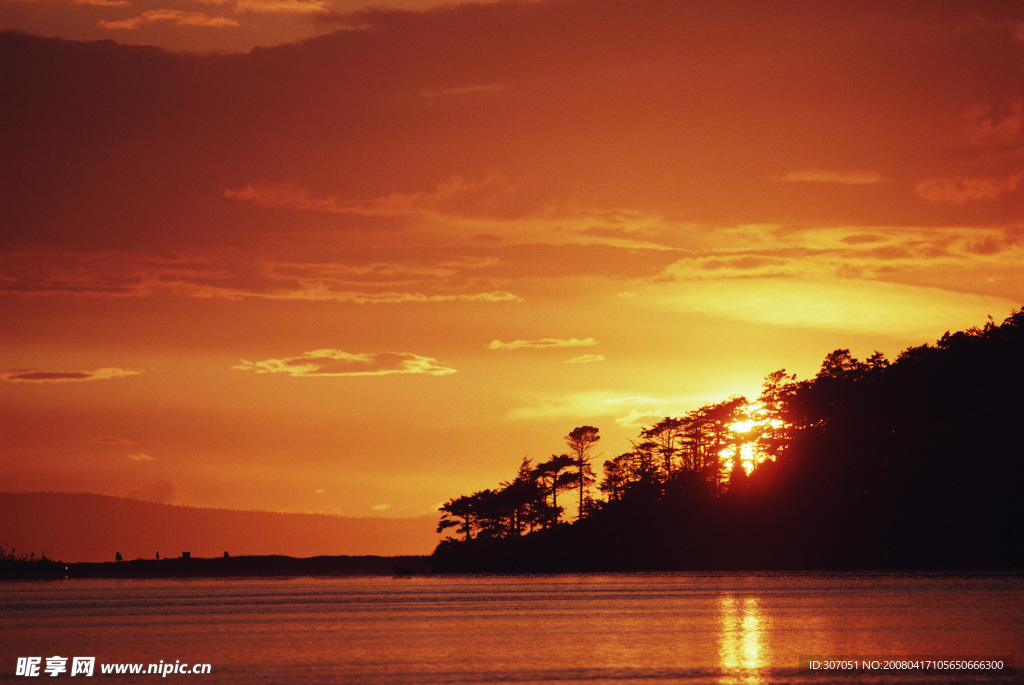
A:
2;367;140;383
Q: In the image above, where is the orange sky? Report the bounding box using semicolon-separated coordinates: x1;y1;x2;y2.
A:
2;0;1022;525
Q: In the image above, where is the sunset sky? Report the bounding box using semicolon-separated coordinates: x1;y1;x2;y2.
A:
2;0;1022;524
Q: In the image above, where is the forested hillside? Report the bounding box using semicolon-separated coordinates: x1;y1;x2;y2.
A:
433;310;1024;571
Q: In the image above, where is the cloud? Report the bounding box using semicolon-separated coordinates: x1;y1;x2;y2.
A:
507;392;708;422
370;503;391;511
655;224;1024;287
915;173;1024;205
0;250;523;303
564;354;604;364
223;183;342;212
6;0;131;4
694;255;795;278
635;276;1018;338
126;480;179;504
225;174;521;219
86;437;137;446
615;408;667;430
232;349;457;377
86;282;518;304
99;10;240;30
2;367;140;383
128;453;158;461
272;290;521;304
964;102;1023;146
780;170;883;185
839;234;888;245
234;0;328;14
488;337;597;351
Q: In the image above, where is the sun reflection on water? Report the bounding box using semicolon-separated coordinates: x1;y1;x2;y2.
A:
717;595;767;684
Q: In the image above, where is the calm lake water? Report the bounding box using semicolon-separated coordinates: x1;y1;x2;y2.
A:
2;572;1021;684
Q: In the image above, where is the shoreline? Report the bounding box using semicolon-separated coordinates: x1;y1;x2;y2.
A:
4;555;1020;581
0;554;431;580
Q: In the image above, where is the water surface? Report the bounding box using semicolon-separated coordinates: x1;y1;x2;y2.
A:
2;572;1020;683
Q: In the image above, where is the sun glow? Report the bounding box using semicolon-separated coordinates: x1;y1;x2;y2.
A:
722;407;774;474
737;443;758;473
730;420;755;434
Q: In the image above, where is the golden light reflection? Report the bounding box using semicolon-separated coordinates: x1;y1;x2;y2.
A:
717;596;767;685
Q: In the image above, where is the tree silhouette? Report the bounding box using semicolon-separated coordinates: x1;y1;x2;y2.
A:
437;494;477;541
641;417;686;481
727;456;749;493
500;457;546;535
565;425;600;520
757;369;797;461
533;453;576;527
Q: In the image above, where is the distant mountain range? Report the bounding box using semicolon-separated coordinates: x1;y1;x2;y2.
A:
0;492;439;563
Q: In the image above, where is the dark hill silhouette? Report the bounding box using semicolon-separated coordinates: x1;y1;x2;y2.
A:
0;492;437;562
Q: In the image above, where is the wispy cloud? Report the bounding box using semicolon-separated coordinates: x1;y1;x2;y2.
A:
779;170;882;185
95;0;326;31
86;436;137;446
488;337;597;351
916;173;1024;205
9;0;131;5
564;354;604;364
839;234;888;246
0;250;523;304
222;183;342;212
657;224;1024;284
128;453;158;461
192;287;522;305
225;174;520;219
507;392;709;423
234;0;329;14
99;10;240;30
2;367;140;383
233;349;457;377
614;408;664;430
964;102;1023;146
635;277;1017;338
